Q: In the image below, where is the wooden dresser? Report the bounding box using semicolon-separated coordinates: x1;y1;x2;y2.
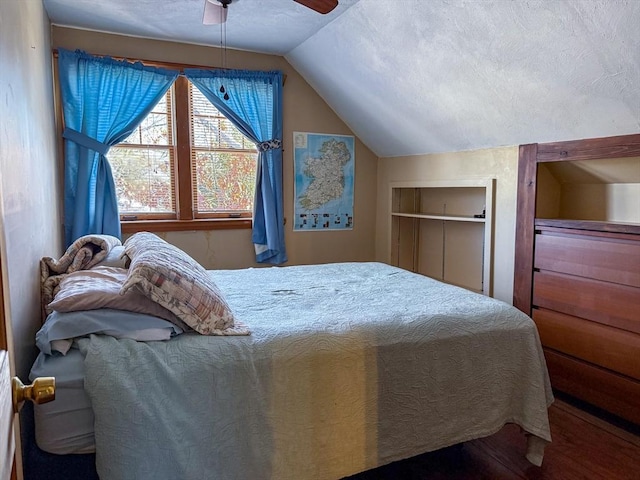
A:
514;133;640;425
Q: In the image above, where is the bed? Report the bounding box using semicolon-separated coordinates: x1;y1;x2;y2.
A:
31;233;553;480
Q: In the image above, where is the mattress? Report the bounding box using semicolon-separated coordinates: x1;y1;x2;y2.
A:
29;308;185;455
29;348;95;455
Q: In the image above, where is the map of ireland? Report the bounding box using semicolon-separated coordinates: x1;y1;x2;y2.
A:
294;132;355;231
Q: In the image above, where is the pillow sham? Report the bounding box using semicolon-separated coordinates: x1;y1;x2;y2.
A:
47;266;189;330
36;309;185;355
120;232;248;335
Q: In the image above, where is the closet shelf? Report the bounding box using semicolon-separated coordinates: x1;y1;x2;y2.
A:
392;212;486;223
389;179;494;296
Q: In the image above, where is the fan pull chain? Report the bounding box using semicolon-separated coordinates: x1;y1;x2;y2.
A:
219;10;229;101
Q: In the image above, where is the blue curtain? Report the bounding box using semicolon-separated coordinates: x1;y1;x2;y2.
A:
57;49;178;247
184;69;286;265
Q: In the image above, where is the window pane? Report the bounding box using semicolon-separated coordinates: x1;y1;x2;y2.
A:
192;115;250;150
191;88;252;150
120;112;170;146
194;151;256;211
190;82;257;215
109;146;174;213
151;96;167;114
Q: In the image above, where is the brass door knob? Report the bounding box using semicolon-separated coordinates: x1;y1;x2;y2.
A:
12;377;55;413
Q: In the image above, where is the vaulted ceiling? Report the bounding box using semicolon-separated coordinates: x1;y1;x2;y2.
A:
43;0;640;158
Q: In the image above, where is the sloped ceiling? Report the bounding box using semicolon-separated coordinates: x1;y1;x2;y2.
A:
544;157;640;184
44;0;640;158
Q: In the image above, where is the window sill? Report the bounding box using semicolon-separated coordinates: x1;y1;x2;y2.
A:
120;218;252;234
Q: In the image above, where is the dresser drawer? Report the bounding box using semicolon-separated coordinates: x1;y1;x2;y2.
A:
544;349;640;425
533;270;640;334
534;231;640;287
533;308;640;380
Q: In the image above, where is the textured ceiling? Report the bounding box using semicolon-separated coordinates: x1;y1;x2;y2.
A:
44;0;361;55
44;0;640;158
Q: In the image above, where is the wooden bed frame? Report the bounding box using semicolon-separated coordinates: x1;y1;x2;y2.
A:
513;132;640;424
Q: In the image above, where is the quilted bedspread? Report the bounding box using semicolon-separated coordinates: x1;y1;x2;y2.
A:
77;262;553;480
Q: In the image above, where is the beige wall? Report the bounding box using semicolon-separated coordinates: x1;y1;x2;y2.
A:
52;27;378;269
558;183;640;222
0;1;62;381
376;147;519;304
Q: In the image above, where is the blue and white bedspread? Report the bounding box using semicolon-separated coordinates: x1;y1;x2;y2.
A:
77;262;553;480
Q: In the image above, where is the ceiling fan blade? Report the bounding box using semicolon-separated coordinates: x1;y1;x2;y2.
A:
293;0;338;15
203;0;228;25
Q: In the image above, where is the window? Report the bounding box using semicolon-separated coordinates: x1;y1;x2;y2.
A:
190;84;257;216
109;88;175;216
108;76;257;232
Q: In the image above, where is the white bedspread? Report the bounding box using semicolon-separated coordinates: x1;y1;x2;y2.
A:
78;262;553;480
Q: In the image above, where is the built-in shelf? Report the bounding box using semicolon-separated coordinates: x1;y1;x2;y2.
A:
389;179;495;296
392;212;486;223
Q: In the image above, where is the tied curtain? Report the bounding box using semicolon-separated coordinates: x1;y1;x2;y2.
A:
185;69;287;265
57;49;178;247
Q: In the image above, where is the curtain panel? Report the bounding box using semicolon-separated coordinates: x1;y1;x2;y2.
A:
57;48;178;247
184;69;287;265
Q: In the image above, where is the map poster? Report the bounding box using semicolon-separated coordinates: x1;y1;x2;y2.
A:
293;132;355;231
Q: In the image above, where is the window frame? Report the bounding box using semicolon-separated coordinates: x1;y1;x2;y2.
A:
110;65;254;233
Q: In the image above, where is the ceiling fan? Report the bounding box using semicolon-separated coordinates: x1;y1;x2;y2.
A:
203;0;339;25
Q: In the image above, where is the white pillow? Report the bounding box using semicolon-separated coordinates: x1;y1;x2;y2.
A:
36;309;186;355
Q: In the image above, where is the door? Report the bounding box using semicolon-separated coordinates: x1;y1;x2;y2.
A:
1;352;15;480
0;253;17;480
0;243;56;480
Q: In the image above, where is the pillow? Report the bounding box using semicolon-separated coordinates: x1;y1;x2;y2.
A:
120;232;248;335
92;245;129;269
47;266;189;331
36;309;185;355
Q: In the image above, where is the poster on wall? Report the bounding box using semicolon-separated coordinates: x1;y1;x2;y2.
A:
293;132;355;231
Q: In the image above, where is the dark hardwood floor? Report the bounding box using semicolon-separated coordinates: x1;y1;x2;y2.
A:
24;391;640;480
347;393;640;480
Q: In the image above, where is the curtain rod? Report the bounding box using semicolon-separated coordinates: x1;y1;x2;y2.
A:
51;49;287;84
53;48;205;74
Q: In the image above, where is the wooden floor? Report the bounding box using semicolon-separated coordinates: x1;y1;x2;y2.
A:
348;394;640;480
24;393;640;480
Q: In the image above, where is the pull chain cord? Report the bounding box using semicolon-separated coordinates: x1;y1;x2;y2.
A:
219;6;229;100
